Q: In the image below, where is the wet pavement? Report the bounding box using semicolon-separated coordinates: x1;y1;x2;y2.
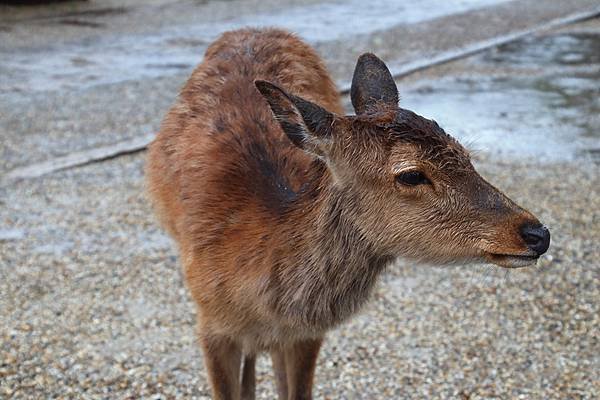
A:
2;0;599;174
401;31;600;162
0;0;512;94
0;0;507;94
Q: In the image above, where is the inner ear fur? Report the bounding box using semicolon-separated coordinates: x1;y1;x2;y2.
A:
255;80;334;155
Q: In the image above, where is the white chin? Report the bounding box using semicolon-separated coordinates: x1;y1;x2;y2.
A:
486;254;539;268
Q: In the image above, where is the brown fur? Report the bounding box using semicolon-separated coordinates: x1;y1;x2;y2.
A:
146;28;548;399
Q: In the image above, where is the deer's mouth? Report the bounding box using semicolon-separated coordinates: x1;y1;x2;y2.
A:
484;253;539;268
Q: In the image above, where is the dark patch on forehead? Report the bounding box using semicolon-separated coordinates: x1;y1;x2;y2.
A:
384;108;471;167
388;109;456;146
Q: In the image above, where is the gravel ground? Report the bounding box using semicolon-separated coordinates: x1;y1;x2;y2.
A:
1;2;599;399
1;147;598;399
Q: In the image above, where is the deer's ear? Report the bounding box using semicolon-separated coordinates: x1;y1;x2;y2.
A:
255;80;334;157
351;53;399;115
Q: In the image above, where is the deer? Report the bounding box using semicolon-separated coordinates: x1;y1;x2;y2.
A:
145;28;550;400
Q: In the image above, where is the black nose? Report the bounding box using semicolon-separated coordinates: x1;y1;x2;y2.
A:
520;223;550;255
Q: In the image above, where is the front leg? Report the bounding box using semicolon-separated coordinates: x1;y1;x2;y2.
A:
284;338;323;400
200;333;242;400
271;349;289;400
241;355;256;400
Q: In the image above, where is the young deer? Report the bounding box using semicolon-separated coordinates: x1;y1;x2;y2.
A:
146;28;550;399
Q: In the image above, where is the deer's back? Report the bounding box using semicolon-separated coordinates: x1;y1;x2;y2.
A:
146;28;341;260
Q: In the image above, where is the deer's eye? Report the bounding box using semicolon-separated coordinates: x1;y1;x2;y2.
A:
395;170;430;186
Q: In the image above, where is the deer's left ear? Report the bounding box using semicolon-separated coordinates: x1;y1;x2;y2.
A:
255;80;334;158
351;53;399;115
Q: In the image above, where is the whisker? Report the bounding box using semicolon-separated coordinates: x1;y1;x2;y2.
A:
503;268;511;286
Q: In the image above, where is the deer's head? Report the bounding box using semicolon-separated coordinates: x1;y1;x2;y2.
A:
256;53;550;268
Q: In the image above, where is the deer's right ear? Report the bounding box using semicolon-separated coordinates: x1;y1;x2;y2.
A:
255;80;334;158
351;53;399;115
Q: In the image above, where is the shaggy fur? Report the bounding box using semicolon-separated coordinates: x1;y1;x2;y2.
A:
146;28;547;400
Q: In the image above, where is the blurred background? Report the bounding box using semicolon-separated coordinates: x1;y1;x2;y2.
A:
1;0;599;398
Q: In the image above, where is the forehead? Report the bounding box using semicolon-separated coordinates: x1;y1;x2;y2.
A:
344;107;471;171
385;108;471;168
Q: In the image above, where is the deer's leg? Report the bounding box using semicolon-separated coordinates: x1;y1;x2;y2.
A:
271;349;289;400
284;338;323;400
200;334;242;400
241;355;256;400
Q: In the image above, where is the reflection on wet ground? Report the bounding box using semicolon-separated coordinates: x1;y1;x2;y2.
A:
0;0;509;94
403;32;600;162
0;6;598;166
482;33;600;67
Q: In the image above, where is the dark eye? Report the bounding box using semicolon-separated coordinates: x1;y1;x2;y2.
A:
395;170;430;186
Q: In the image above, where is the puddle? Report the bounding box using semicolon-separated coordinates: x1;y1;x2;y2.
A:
32;241;74;256
403;75;599;162
0;0;509;94
402;33;600;162
57;19;106;29
0;228;25;242
54;7;129;19
481;33;600;67
1;6;128;22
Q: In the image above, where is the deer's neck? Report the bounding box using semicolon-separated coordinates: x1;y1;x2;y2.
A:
273;169;393;331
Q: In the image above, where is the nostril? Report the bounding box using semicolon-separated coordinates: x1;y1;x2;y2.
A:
519;223;551;255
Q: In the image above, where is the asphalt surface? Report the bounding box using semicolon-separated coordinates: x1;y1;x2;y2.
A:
1;1;599;399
